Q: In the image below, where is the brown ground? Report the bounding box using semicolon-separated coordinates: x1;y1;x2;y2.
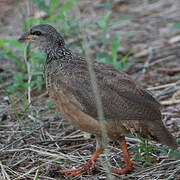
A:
0;0;180;179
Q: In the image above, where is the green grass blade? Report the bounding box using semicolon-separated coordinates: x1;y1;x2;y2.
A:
30;0;48;13
34;166;40;180
112;34;120;63
60;0;78;15
49;0;60;14
0;38;25;70
5;40;25;53
120;51;131;69
173;23;180;29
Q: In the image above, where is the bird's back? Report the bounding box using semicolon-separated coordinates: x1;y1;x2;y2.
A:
43;43;177;149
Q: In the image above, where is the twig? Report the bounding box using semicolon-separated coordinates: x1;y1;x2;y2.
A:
0;118;54;152
0;161;11;180
83;32;112;179
24;43;32;104
160;99;180;106
157;67;180;74
127;159;180;177
34;138;90;145
142;47;153;73
149;55;176;67
31;91;48;102
0;131;31;133
147;81;180;91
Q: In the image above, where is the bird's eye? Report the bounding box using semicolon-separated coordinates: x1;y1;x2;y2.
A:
33;31;42;36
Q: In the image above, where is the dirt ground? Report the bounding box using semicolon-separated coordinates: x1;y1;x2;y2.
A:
0;0;180;179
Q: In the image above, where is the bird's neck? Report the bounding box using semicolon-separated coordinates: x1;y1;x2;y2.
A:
45;43;73;64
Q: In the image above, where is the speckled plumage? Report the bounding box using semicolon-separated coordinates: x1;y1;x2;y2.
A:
19;24;177;158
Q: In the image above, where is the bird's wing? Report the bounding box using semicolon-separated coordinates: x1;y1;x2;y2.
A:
58;59;161;122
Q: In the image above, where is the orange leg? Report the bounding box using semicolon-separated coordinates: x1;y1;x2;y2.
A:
112;136;137;174
60;148;104;176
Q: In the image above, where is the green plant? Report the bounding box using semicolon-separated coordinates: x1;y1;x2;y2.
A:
173;23;180;29
96;39;133;70
0;39;26;70
83;2;133;70
0;0;133;130
130;137;157;167
34;166;40;180
129;135;180;167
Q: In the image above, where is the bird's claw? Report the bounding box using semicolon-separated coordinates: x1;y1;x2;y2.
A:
112;160;137;174
60;159;95;176
60;149;103;176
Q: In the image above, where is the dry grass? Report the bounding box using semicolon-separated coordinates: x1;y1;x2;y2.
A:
0;0;180;179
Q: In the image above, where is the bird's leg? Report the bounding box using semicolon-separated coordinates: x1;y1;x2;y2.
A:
112;136;137;174
60;148;104;176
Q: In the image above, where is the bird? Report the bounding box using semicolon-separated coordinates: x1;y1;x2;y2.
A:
19;24;177;176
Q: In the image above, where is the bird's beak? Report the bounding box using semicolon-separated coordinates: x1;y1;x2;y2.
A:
18;32;33;41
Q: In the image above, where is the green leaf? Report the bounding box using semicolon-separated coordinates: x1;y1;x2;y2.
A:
97;11;111;31
96;52;112;64
170;152;180;158
46;101;55;108
5;40;25;53
120;51;131;69
86;23;98;29
25;17;37;30
103;11;111;24
34;166;40;180
9;72;28;93
104;2;111;11
0;50;6;56
30;71;43;76
173;23;180;29
31;52;45;65
154;146;168;154
112;34;120;63
97;2;111;11
47;0;78;22
30;0;48;13
97;20;106;30
14;72;24;84
59;0;78;16
0;38;9;52
0;38;25;70
49;0;60;14
165;173;175;180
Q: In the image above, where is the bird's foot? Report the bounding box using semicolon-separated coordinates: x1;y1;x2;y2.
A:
112;137;137;175
60;148;104;176
112;160;137;174
60;159;95;176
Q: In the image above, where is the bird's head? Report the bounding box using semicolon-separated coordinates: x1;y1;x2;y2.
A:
18;24;65;53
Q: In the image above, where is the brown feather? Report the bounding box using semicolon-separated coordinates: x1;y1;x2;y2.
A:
20;24;178;150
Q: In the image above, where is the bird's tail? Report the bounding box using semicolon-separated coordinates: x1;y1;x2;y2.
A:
149;121;178;150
